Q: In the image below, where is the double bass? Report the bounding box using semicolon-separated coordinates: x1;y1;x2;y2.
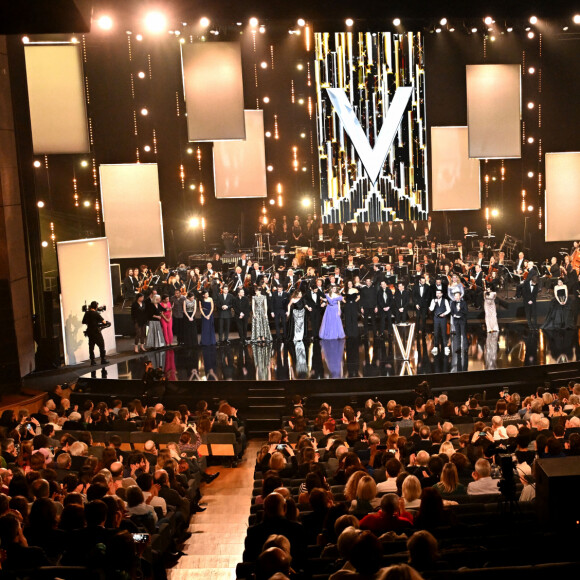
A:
572;248;580;274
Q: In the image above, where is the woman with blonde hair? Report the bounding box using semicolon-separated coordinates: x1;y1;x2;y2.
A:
439;441;455;458
402;474;422;510
433;462;466;497
344;470;367;503
349;475;379;517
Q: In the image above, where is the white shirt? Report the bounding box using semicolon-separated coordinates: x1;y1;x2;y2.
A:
142;492;167;516
376;478;398;494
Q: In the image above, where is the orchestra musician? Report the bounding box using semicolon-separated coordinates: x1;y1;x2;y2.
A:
231;266;245;293
274;248;289;270
123;268;139;301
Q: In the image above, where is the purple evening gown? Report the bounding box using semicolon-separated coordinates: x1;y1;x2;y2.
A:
319;294;345;339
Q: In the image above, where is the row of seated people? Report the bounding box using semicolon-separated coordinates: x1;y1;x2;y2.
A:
238;384;580;579
0;393;239;578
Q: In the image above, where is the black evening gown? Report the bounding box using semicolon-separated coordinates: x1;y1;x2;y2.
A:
343;291;360;338
542;288;575;330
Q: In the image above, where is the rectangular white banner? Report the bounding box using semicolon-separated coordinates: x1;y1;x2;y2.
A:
431;127;481;211
99;163;165;259
466;64;521;159
181;41;245;141
545;152;580;242
58;238;116;365
24;44;90;154
213;109;267;198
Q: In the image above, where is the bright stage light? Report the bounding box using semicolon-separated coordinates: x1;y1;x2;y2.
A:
297;18;305;27
298;98;304;104
140;108;148;116
83;200;91;207
345;18;354;27
186;148;193;154
297;63;303;70
440;18;448;26
490;36;496;41
484;16;493;25
259;26;266;33
491;209;499;217
97;15;113;30
471;27;478;33
33;160;42;168
528;31;535;38
528;171;534;178
300;132;306;138
22;36;29;43
200;17;210;28
507;27;513;32
527;137;535;144
301;197;311;208
527;205;534;212
529;16;538;25
263;96;270;103
138;71;146;79
249;17;259;27
260;61;268;68
265;131;271;138
435;28;442;34
37;201;45;208
143;145;151;152
144;11;167;34
575;15;580;24
71;37;79;43
41;241;48;248
393;18;401;26
136;34;143;41
528;66;535;74
527;102;535;109
80;160;88;167
189;217;200;228
269;199;275;205
267;165;273;171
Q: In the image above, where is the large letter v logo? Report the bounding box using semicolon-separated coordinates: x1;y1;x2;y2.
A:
326;86;413;185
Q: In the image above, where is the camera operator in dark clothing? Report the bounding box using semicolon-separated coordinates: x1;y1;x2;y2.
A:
82;301;110;366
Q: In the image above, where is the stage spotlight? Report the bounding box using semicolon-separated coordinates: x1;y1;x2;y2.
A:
449;27;455;32
297;18;305;27
259;26;266;33
301;197;311;208
528;66;535;74
471;27;478;33
528;31;535;38
71;37;79;43
80;160;88;167
300;132;306;138
435;28;442;33
143;145;151;152
440;18;447;26
484;16;493;25
527;102;535;109
265;131;272;137
144;11;167;34
83;200;91;207
189;217;200;228
345;18;354;27
507;27;513;32
187;148;193;154
527;205;534;212
97;15;113;30
262;215;268;225
529;16;538;25
491;209;499;217
33;160;42;168
490;36;496;41
37;201;45;208
189;184;196;190
263;96;270;103
140;108;149;116
393;18;401;26
297;63;303;70
136;34;143;41
138;71;146;79
260;61;268;68
249;17;259;27
22;36;29;43
269;199;275;205
528;171;534;178
298;98;304;104
267;165;273;171
41;241;48;248
200;17;210;28
527;137;535;144
574;15;580;24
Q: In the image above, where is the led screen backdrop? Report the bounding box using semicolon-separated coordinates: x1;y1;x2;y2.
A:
466;64;522;159
181;41;246;142
24;44;90;154
213;110;268;198
431;127;481;211
314;32;428;224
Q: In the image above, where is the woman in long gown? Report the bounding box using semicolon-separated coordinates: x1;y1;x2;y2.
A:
287;290;307;342
251;286;272;343
542;278;575;330
319;286;345;339
145;294;165;349
483;287;499;332
182;291;198;347
200;289;216;346
159;294;174;346
342;280;360;338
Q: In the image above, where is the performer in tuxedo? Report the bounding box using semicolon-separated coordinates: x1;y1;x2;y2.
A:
270;286;289;340
250;262;263;285
349;223;363;244
522;276;539;330
237;253;250;274
274;248;289;271
514;251;526;276
233;288;251;343
413;275;432;332
333;229;347;246
393;281;410;323
359;277;378;335
377;280;394;336
216;286;234;344
451;291;468;353
231;266;245;293
429;288;451;355
470;264;485;309
304;279;324;338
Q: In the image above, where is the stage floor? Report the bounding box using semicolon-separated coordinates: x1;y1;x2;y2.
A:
80;324;580;382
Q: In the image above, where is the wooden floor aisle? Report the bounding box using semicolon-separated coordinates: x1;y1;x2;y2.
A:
167;440;260;580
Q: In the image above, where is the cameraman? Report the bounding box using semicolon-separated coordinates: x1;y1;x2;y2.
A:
82;301;110;366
